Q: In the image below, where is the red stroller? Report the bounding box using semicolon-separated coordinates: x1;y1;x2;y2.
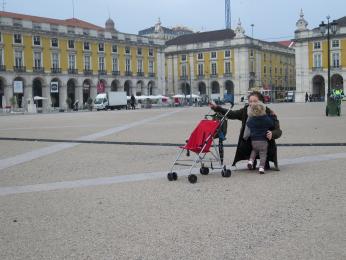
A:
167;108;232;183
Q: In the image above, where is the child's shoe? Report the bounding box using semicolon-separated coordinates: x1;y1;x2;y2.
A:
259;167;265;174
247;160;253;170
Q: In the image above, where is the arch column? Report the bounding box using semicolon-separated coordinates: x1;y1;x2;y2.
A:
76;85;83;108
59;84;67;110
24;85;33;110
42;84;51;112
4;84;13;107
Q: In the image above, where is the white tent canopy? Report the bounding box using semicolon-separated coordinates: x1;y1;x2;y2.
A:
33;96;48;101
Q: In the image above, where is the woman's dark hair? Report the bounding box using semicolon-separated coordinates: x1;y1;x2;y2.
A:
248;91;264;102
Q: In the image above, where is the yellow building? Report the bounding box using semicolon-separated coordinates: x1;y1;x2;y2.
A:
0;11;165;110
294;10;346;102
165;20;295;103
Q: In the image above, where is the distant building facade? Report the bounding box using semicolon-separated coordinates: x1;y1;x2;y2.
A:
165;20;295;102
294;10;346;102
138;19;193;41
0;11;166;110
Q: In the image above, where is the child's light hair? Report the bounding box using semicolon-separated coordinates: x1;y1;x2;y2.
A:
249;102;266;117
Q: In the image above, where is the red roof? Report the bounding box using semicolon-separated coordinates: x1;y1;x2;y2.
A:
0;11;104;31
277;40;295;48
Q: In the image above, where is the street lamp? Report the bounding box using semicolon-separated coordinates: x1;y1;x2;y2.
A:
319;16;338;98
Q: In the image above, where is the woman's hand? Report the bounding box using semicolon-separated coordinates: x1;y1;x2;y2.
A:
208;101;217;110
266;130;273;140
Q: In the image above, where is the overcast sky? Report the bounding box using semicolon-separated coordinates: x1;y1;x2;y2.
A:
3;0;346;41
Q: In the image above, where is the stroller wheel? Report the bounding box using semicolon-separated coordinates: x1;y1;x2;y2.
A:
200;167;209;175
188;174;197;184
222;169;232;178
167;172;178;181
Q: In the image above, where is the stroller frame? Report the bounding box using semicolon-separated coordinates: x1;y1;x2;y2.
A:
167;108;232;183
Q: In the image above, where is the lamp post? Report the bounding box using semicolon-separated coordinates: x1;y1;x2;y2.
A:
319;16;338;98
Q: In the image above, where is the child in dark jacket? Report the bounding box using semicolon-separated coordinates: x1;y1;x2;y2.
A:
246;102;274;174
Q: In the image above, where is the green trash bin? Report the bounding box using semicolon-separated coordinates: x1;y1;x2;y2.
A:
326;96;341;116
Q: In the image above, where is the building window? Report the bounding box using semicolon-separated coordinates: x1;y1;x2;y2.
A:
211;63;217;75
33;23;41;30
197;53;203;60
332;40;339;48
34;52;42;68
68;40;75;49
98;43;104;52
149;60;154;73
0;32;2;42
225;50;231;58
225;62;231;74
264;53;266;62
137;59;143;72
314;41;321;49
125;58;131;72
181;64;187;76
112;45;117;53
211;51;217;59
67;27;75;34
250;49;254;57
14;50;23;67
332;52;340;67
83;42;90;50
313;53;322;68
98;56;105;70
68;54;76;69
198;63;204;76
14;34;22;44
83;29;89;36
52;53;59;68
269;66;272;75
112;57;118;72
263;65;267;74
181;54;187;61
149;48;154;57
275;67;277;74
51;38;58;47
84;55;91;70
50;24;58;32
13;19;22;27
33;36;41;46
125;46;131;54
137;48;142;56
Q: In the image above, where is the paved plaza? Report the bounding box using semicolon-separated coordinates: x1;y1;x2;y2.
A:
0;102;346;260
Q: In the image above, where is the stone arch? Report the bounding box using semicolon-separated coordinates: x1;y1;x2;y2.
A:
50;78;61;107
224;80;234;95
33;77;45;107
312;75;325;98
124;80;133;96
331;74;343;91
198;81;206;95
0;77;6;108
97;79;106;94
67;78;77;108
13;77;25;108
136;80;144;96
147;81;156;95
111;79;121;91
180;82;191;95
83;79;92;104
211;81;220;94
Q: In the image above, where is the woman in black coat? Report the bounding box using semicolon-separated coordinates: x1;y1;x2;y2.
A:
210;91;282;170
